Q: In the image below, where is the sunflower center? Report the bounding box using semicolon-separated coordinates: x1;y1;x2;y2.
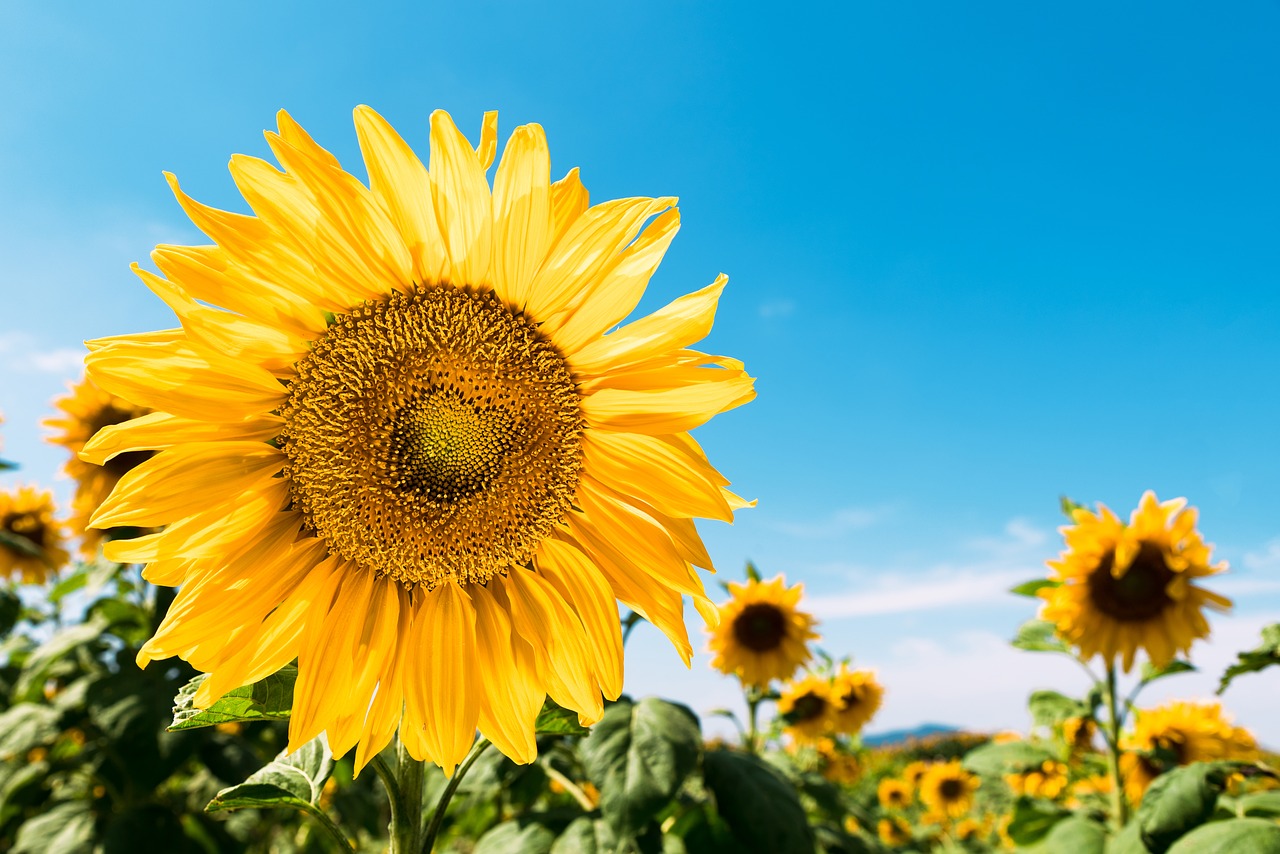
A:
1087;542;1174;622
281;286;584;589
732;603;787;651
790;692;828;723
938;778;964;801
2;512;46;548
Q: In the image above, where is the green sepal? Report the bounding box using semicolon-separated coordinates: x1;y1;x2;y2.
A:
1011;579;1060;598
170;665;297;730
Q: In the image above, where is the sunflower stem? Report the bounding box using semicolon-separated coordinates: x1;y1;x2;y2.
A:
1103;662;1129;829
544;765;596;812
389;735;424;854
421;737;491;854
745;685;762;755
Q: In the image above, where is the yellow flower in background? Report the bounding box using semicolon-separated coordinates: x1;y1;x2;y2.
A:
829;664;883;735
902;759;932;788
44;375;152;556
82;107;753;775
1004;760;1068;799
1064;773;1112;809
1119;700;1258;805
877;777;912;809
707;573;817;687
919;760;980;819
815;738;861;785
777;673;834;742
954;817;984;841
0;485;69;583
1061;715;1095;753
1039;491;1231;672
877;816;912;846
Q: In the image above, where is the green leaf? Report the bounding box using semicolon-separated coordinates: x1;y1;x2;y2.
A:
48;569;88;604
744;560;762;583
1028;690;1086;728
1012;619;1071;654
1011;579;1060;598
961;741;1056;777
170;665;297;730
1107;821;1153;854
552;817;617;854
12;801;94;854
1218;624;1280;694
1007;796;1069;846
1060;496;1086;517
580;697;702;842
0;704;60;760
1238;790;1280;818
475;819;557;854
702;748;816;854
1137;761;1233;853
0;589;22;635
12;618;107;701
206;735;334;813
1166;818;1280;853
535;697;590;736
1039;815;1107;853
1141;660;1195;684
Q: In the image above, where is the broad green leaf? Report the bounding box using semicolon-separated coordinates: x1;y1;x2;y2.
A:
702;748;815;854
1218;624;1280;694
0;589;21;635
535;697;590;736
580;697;702;841
1140;660;1195;684
1239;790;1280;818
12;801;94;854
551;817;616;854
1137;761;1233;853
170;665;297;730
1007;796;1069;846
1012;619;1071;654
1166;818;1280;853
663;804;738;854
48;570;89;604
13;618;107;701
962;741;1055;777
0;704;59;760
1106;821;1153;854
475;819;557;854
206;735;334;814
1039;815;1106;853
1011;579;1060;598
1028;690;1086;728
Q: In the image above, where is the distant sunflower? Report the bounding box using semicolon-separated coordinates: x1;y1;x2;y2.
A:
902;760;932;789
1061;716;1095;753
1039;492;1231;672
0;485;69;583
777;673;834;742
1005;760;1068;800
44;375;151;555
954;818;983;842
829;665;883;735
877;817;912;846
919;760;980;819
83;107;754;774
1120;700;1258;805
814;738;860;785
877;777;912;809
707;573;817;687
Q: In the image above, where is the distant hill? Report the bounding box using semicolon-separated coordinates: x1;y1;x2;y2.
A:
861;723;959;747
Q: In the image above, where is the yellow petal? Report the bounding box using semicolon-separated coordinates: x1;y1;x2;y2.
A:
81;411;282;466
408;581;479;776
430;110;493;288
580;431;733;522
550;167;589;248
471;584;542;764
491;124;552;308
581;374;755;435
537;537;625;700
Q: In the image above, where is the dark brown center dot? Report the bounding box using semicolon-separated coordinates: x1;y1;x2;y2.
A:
281;285;584;590
938;778;965;801
732;603;787;652
2;512;46;548
1087;542;1175;622
788;692;828;724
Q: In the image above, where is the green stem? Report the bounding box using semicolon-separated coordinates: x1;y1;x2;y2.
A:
745;685;762;755
1104;662;1129;829
390;735;425;854
622;611;642;645
544;765;596;812
421;738;491;854
302;803;357;854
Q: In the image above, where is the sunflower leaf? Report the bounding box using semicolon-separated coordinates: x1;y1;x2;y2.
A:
1137;761;1238;852
1166;818;1280;853
535;697;590;736
1010;579;1059;598
1038;815;1107;853
1217;623;1280;694
1027;690;1087;728
205;735;334;814
1140;660;1196;685
701;749;815;854
1006;796;1069;846
961;741;1056;777
169;666;297;731
1011;619;1071;654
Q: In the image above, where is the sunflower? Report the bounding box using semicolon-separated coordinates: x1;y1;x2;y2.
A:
1038;491;1230;672
1061;715;1095;753
829;665;883;735
0;485;69;583
919;760;980;819
954;818;984;842
1119;700;1258;805
44;375;152;556
877;817;912;846
815;738;861;785
777;673;834;742
1004;760;1068;800
707;573;817;687
877;777;912;809
902;760;932;788
82;107;754;774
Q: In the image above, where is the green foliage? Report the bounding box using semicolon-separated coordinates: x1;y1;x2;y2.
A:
1028;690;1088;728
1012;618;1071;654
702;749;815;854
536;698;591;736
1135;761;1234;853
1165;818;1280;853
1139;660;1195;685
1010;579;1060;598
1218;623;1280;694
206;736;334;814
170;667;298;730
961;740;1055;776
1006;796;1069;846
475;817;558;854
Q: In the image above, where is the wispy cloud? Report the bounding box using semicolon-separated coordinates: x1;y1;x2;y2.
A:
0;331;84;376
1242;539;1280;572
766;505;894;539
758;299;795;319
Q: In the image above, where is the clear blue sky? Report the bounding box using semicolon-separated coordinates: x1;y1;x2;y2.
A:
2;1;1278;742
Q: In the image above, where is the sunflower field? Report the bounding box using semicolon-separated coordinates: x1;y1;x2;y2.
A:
0;95;1278;854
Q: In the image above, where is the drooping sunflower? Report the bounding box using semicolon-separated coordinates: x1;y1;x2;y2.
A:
707;573;817;688
1038;491;1231;672
82;107;754;774
877;817;912;846
829;664;883;735
0;485;69;583
777;673;834;742
44;375;152;556
1119;700;1258;805
919;760;980;819
877;777;912;809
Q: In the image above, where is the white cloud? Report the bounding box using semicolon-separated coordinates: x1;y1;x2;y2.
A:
1242;539;1280;573
757;299;795;319
0;331;85;376
766;505;894;539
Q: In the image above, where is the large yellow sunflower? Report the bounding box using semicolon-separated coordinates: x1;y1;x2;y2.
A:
829;664;883;735
1119;700;1258;805
919;760;980;819
82;107;754;775
0;485;69;583
777;673;834;742
1038;491;1231;672
707;574;817;687
44;375;152;556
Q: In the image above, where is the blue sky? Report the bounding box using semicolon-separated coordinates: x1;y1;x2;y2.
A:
2;2;1279;743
